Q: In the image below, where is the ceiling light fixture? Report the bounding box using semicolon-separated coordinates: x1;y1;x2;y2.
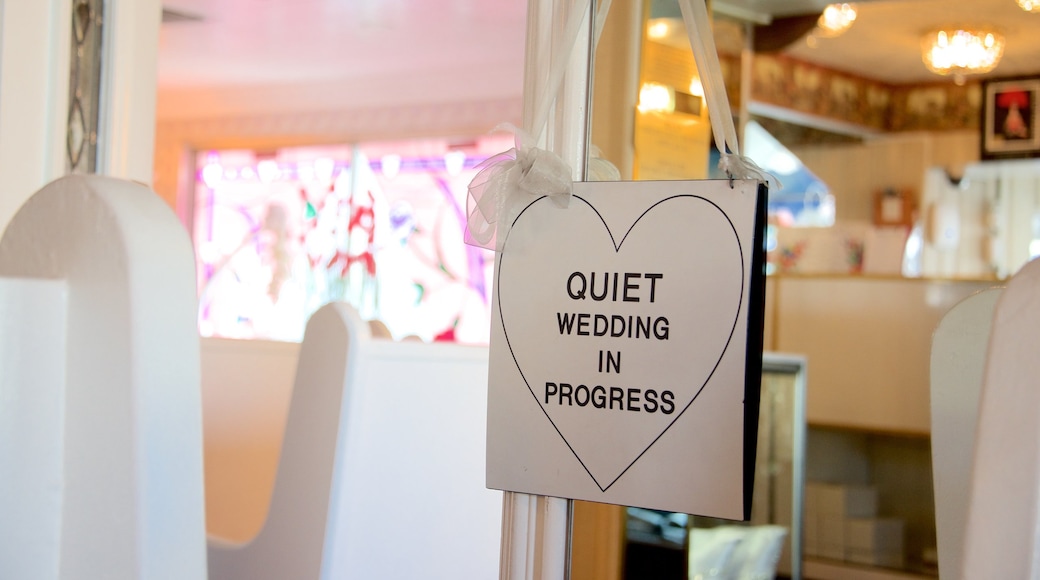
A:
1016;0;1040;13
921;28;1005;82
815;3;857;38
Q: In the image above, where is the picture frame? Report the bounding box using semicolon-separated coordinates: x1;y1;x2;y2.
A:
982;76;1040;160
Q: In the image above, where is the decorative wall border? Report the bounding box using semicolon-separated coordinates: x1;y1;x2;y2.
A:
720;52;983;135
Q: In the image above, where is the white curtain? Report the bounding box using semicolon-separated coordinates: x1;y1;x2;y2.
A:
918;159;1040;279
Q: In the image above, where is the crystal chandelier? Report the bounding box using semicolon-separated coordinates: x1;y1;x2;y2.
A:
1017;0;1040;12
816;3;857;38
921;28;1005;79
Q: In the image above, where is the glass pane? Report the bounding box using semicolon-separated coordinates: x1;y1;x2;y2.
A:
584;3;806;580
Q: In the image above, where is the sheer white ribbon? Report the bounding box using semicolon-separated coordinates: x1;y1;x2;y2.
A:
676;0;773;184
465;0;770;251
465;0;601;251
465;124;574;250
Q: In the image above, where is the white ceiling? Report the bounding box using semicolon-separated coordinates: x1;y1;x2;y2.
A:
157;0;1040;116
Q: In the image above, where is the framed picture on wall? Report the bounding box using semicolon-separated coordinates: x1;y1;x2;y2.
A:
982;76;1040;160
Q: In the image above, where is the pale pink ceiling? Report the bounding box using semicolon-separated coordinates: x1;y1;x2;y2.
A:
159;0;529;88
156;0;1040;119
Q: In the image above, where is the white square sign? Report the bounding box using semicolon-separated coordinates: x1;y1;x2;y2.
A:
486;178;767;519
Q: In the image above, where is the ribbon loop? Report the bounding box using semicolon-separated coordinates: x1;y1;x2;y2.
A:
518;148;573;205
465;0;780;252
676;0;779;188
465;129;574;251
719;153;777;189
589;145;622;182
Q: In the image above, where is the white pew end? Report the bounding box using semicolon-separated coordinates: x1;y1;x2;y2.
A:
208;302;502;579
0;175;206;579
962;257;1040;578
930;287;1001;580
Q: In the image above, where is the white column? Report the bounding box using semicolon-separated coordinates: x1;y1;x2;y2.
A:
500;493;573;580
501;1;595;579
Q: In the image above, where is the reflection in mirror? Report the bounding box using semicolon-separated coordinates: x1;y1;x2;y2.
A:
742;120;833;229
621;355;806;580
580;2;814;577
579;2;810;579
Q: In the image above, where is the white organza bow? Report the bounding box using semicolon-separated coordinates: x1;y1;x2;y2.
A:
465;125;573;251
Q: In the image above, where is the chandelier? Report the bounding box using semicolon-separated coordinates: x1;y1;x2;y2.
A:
816;3;857;38
1017;0;1040;12
921;28;1005;79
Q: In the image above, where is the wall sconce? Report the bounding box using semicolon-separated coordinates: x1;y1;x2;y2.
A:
637;82;675;114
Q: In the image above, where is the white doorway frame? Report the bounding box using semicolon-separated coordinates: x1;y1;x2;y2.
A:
499;0;596;578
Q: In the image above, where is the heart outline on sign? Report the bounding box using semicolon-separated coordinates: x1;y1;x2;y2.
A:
496;194;746;492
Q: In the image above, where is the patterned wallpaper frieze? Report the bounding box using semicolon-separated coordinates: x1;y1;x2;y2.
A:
720;52;983;133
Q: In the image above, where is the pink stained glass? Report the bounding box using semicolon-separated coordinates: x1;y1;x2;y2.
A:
191;134;513;344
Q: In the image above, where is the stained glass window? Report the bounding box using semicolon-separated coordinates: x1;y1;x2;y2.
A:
192;134;514;343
